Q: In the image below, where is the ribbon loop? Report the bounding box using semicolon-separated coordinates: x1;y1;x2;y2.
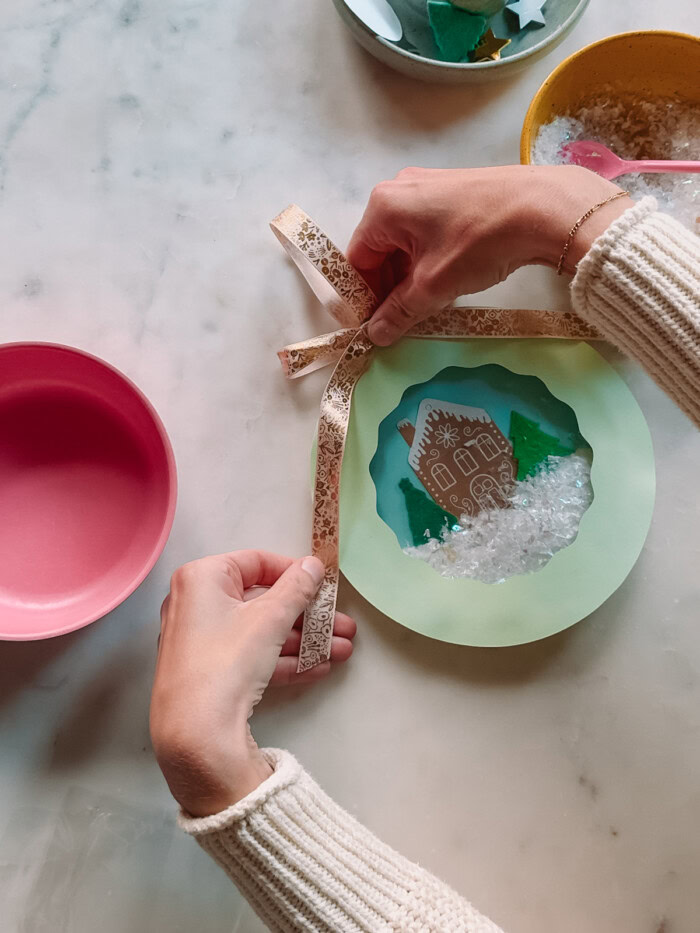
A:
270;205;378;330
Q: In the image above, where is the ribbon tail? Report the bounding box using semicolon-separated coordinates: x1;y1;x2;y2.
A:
298;328;375;673
278;329;356;379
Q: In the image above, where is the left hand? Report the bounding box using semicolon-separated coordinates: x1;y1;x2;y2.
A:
150;550;355;817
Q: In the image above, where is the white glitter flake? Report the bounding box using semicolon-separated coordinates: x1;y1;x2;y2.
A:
404;453;593;583
531;91;700;234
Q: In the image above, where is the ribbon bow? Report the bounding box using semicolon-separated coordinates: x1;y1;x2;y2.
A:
271;205;599;672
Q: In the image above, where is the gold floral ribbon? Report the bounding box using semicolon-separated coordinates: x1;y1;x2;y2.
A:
271;205;600;672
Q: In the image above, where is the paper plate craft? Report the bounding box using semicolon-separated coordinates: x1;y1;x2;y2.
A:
271;206;655;666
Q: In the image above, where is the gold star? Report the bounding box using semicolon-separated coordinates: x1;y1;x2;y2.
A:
472;29;511;62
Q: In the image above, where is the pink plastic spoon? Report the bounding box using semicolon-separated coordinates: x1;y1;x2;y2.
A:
562;140;700;181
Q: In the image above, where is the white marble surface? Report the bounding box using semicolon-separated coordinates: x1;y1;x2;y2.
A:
1;2;699;932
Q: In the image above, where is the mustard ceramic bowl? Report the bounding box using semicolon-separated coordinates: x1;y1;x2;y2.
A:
520;30;700;163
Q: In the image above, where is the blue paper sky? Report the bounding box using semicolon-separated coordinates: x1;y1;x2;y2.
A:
369;364;589;548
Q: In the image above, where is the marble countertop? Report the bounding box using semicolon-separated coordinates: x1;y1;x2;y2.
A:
1;2;699;932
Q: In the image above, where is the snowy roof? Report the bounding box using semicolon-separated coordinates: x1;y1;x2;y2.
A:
408;399;492;470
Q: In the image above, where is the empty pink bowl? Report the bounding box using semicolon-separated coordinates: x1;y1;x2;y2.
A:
0;343;177;640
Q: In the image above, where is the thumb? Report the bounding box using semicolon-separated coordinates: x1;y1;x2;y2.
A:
367;274;435;346
261;557;325;632
346;237;387;272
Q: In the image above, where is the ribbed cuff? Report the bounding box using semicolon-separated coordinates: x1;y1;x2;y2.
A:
178;749;302;836
571;198;700;427
179;749;504;933
571;196;658;289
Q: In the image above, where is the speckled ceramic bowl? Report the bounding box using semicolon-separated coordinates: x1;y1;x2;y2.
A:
520;30;700;161
332;0;590;83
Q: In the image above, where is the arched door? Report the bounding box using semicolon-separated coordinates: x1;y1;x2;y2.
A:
471;473;508;511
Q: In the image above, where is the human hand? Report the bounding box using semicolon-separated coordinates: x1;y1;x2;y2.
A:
347;165;631;345
150;550;355;817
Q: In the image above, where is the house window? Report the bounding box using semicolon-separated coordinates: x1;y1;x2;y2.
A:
476;432;499;460
431;463;456;491
454;446;478;477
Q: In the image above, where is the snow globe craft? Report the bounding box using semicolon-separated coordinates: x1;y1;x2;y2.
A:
374;365;593;583
271;206;655;668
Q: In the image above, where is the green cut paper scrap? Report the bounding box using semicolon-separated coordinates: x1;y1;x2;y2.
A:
509;410;574;480
335;338;656;648
399;477;458;546
427;1;487;62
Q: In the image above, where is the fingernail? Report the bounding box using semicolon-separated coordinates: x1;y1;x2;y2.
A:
368;320;396;346
301;556;325;587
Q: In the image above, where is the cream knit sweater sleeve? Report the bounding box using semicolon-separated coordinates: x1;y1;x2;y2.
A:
571;197;700;426
179;749;504;933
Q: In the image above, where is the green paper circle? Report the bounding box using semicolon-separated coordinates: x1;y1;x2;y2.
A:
339;339;655;647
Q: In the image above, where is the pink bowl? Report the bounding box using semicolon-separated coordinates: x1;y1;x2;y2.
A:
0;343;177;640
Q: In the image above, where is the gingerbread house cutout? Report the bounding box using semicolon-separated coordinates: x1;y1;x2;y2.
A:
398;399;517;519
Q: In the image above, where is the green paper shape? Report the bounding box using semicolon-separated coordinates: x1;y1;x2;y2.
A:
399;477;458;546
427;1;487;62
328;338;655;648
509;410;575;480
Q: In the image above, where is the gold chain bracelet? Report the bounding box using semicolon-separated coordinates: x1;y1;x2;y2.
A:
557;190;628;275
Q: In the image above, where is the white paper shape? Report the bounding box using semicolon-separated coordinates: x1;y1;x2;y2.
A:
506;0;546;28
344;0;403;41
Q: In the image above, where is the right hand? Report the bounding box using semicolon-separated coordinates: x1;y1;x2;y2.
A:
347;165;631;346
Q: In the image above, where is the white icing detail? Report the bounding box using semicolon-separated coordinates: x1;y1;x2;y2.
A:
408;399;493;471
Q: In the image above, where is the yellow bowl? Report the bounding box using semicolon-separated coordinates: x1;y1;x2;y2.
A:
520;30;700;163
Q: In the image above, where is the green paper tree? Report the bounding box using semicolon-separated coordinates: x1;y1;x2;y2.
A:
427;1;486;62
509;411;574;481
399;477;458;547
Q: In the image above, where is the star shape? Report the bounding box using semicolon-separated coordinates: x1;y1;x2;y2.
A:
472;28;511;61
506;0;546;28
